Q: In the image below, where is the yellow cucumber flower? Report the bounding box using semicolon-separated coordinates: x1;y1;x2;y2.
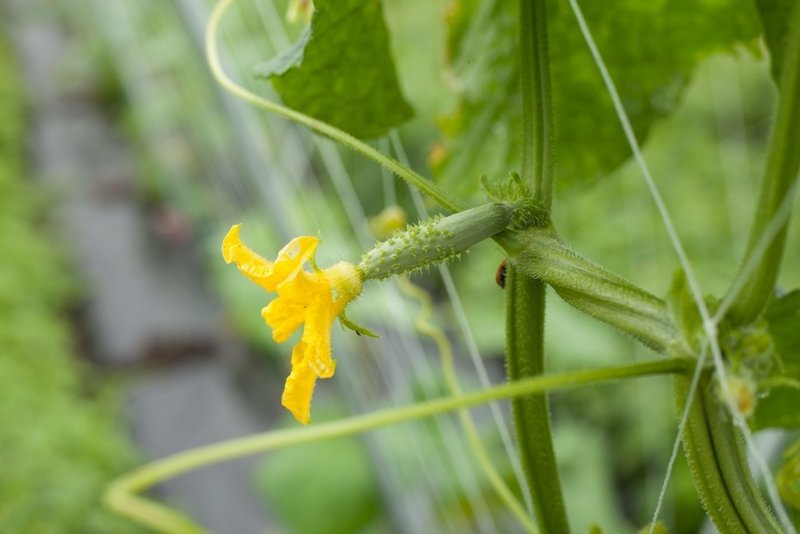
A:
222;224;362;424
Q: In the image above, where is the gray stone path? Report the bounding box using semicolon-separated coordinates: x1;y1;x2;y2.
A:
3;2;276;531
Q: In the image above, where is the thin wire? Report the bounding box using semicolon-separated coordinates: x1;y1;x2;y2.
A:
650;344;707;529
565;0;711;332
566;1;795;530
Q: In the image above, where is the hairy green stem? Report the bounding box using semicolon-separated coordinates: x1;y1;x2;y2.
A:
520;0;555;208
205;0;466;213
676;370;782;533
517;229;675;351
674;372;746;533
505;266;569;532
107;358;693;532
510;1;568;531
726;0;800;325
703;380;782;533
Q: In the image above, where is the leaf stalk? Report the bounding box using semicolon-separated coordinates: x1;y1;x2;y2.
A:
726;0;800;324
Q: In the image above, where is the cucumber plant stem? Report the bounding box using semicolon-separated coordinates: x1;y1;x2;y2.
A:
702;379;782;533
726;0;800;324
675;370;782;533
506;267;569;532
505;1;569;532
520;0;555;209
674;372;746;533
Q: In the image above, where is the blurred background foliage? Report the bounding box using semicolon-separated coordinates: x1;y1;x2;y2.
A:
1;0;799;532
0;36;143;533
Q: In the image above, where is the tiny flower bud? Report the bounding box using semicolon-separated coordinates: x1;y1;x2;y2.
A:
286;0;313;24
723;374;757;418
370;205;407;239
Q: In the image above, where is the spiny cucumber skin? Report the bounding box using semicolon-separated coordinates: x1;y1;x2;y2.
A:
358;203;511;281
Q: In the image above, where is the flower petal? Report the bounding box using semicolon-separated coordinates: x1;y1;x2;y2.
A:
270;236;320;286
262;300;305;343
276;269;329;302
301;297;338;378
281;355;317;425
290;340;306;367
222;225;319;291
222;225;275;289
263;270;331;343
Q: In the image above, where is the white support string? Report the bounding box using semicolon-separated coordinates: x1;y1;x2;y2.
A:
566;0;795;531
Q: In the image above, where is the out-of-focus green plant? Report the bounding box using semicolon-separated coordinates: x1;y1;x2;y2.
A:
0;37;143;533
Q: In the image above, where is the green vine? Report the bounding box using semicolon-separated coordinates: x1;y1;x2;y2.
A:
106;358;692;532
675;369;782;533
703;377;782;533
205;0;466;213
725;0;800;325
505;266;568;532
519;0;554;209
673;371;746;533
503;1;569;531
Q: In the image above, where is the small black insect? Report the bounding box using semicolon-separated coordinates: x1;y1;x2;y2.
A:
495;259;508;289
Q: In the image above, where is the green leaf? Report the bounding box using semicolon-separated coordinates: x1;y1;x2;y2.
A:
751;384;800;429
754;0;797;83
751;289;800;429
254;0;413;139
435;0;760;196
255;27;311;77
765;289;800;377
